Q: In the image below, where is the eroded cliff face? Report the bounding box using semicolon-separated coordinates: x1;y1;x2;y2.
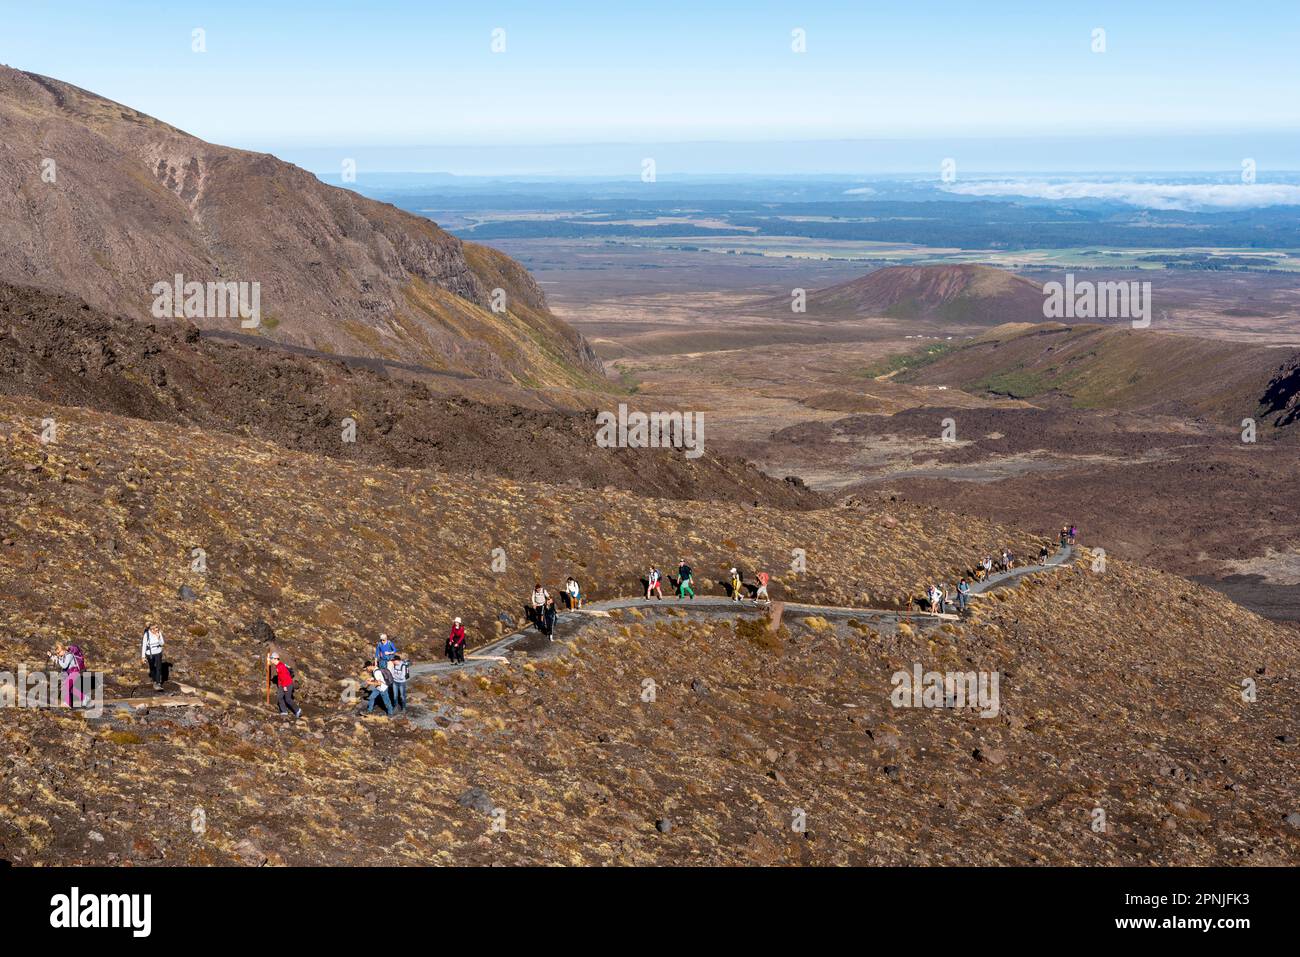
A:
0;66;603;388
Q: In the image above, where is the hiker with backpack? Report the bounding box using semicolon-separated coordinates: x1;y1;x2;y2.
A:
1039;543;1050;564
729;568;744;602
1068;524;1078;546
957;578;971;612
677;559;695;599
530;584;549;627
646;566;663;600
267;651;302;719
363;659;394;717
564;577;583;610
754;570;770;604
446;617;466;665
375;633;397;668
49;642;89;707
542;595;559;641
141;622;165;691
389;655;409;712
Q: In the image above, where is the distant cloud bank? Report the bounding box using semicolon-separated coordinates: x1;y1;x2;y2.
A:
941;180;1300;211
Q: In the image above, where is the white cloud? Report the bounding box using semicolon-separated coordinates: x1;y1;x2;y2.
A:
940;180;1300;211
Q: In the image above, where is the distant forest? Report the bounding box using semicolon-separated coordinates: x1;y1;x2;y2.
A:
382;195;1300;251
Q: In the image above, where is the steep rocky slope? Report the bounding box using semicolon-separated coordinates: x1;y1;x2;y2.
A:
1;396;1296;866
0;280;812;506
899;321;1299;427
0;66;601;388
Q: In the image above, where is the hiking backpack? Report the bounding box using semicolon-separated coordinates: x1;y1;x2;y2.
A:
67;644;86;672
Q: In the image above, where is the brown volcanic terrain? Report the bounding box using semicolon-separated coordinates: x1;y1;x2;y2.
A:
900;322;1299;428
0;280;814;508
535;251;1300;619
0;67;601;388
765;263;1046;326
1;395;1297;866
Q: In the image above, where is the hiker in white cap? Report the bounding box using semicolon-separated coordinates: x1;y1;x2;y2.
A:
446;617;466;665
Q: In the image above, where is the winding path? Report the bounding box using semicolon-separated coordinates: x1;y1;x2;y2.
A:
94;546;1076;710
409;545;1075;679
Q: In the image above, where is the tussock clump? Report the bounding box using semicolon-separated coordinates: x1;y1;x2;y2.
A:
735;616;787;652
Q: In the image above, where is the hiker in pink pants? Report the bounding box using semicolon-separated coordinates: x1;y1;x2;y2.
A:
50;642;88;707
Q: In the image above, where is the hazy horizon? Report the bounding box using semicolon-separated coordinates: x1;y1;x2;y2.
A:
5;0;1297;166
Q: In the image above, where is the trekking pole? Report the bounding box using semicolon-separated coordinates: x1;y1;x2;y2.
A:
264;654;270;707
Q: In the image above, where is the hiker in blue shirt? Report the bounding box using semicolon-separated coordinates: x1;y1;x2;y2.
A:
957;578;971;612
375;633;397;666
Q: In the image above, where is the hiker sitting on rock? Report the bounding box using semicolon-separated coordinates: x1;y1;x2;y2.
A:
564;577;583;610
928;584;942;614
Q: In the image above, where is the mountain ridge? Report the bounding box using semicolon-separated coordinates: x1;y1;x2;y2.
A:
0;65;603;390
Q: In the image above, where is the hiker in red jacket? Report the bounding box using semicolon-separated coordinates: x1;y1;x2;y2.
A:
267;651;302;719
446;617;466;665
754;570;771;604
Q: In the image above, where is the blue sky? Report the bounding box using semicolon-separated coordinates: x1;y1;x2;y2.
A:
3;1;1297;172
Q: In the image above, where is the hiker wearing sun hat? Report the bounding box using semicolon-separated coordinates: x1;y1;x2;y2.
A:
446;617;466;665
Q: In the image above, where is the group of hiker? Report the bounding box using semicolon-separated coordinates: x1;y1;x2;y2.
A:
350;632;409;719
924;527;1077;615
47;527;1079;720
924;580;972;615
347;622;469;719
645;561;769;603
